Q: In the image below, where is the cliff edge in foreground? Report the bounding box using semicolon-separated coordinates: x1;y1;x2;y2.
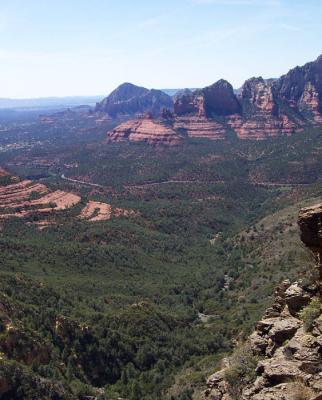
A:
204;204;322;400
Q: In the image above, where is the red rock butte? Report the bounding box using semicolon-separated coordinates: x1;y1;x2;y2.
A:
106;55;322;145
108;116;182;145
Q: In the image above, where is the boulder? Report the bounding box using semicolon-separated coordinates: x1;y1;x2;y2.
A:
284;283;311;315
285;328;322;374
256;316;301;346
249;331;268;354
257;358;305;385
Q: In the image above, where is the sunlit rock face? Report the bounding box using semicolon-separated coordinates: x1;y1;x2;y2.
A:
108;55;322;144
108;115;182;145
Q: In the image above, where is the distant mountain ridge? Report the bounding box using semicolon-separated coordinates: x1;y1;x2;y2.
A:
95;82;173;117
161;88;199;97
0;96;104;110
108;55;322;144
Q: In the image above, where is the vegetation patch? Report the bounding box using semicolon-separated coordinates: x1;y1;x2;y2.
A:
224;343;259;399
299;297;322;332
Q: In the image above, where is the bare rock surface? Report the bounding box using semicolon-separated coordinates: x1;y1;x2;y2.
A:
108;55;322;144
108;115;182;145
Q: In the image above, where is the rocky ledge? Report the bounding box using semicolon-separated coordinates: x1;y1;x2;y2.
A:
204;204;322;400
108;114;182;145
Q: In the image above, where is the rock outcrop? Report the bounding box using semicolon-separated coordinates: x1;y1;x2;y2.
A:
174;116;227;140
298;203;322;286
202;80;242;117
108;114;182;145
174;80;241;118
203;204;322;399
95;82;173;118
228;77;299;139
169;80;240;140
275;55;322;118
108;55;322;144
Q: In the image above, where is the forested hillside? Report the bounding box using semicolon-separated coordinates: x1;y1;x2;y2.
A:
0;120;322;398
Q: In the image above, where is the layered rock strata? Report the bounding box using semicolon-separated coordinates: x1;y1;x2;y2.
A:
108;55;322;144
108;116;182;145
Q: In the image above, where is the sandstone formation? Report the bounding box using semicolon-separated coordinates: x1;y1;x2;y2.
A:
174;80;240;118
226;113;298;140
229;77;299;139
0;179;81;220
108;115;182;145
202;80;241;117
203;204;322;399
169;80;240;140
174;116;226;140
0;173;137;226
275;55;322;119
79;200;136;222
108;55;322;144
95;82;173;117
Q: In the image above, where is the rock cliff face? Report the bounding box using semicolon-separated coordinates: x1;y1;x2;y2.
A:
95;82;173;118
170;80;240;140
202;80;242;117
275;55;322;112
203;204;322;400
174;116;226;140
108;55;322;144
108;114;181;145
174;80;240;118
298;203;322;285
228;77;298;139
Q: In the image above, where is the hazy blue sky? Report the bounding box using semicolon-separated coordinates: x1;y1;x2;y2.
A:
1;0;322;98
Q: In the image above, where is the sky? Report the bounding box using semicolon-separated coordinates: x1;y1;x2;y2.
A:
1;0;322;98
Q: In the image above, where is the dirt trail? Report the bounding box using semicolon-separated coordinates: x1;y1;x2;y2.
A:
62;172;314;190
61;174;104;188
253;181;313;187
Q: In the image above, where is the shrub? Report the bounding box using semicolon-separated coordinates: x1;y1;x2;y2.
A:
299;297;322;332
289;382;314;400
224;343;259;399
170;388;193;400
